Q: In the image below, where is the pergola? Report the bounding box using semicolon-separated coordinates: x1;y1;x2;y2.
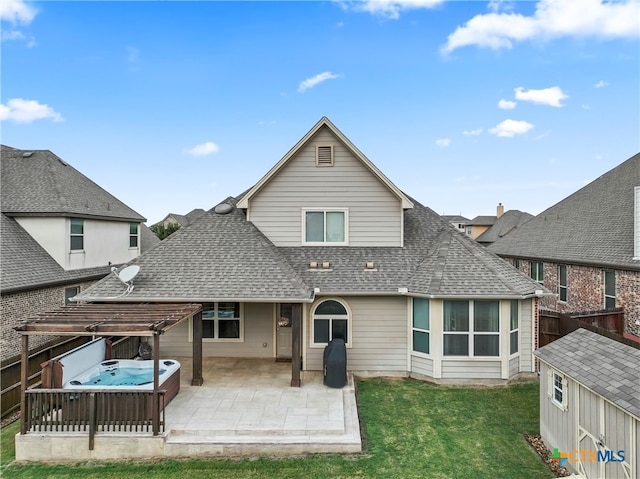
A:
15;303;204;435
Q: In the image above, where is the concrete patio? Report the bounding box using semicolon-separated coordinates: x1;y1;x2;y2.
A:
15;358;362;461
164;358;362;457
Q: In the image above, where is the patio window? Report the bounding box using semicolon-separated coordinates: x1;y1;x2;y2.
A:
201;302;242;341
510;300;519;355
129;223;139;248
558;265;567;302
412;298;430;355
604;271;615;309
530;261;544;283
312;299;349;346
550;370;568;411
70;218;84;251
443;300;499;357
302;209;348;245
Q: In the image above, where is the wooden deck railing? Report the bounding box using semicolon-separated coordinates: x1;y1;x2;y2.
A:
23;389;166;449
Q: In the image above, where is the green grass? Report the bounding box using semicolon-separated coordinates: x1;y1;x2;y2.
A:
0;379;553;479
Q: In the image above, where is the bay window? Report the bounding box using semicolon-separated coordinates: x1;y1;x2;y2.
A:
443;300;500;357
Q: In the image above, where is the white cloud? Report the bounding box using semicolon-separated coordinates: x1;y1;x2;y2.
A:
345;0;445;20
498;99;517;109
183;141;220;157
489;119;534;137
0;98;63;123
442;0;640;54
594;80;610;88
515;86;567;107
463;128;483;136
298;72;341;93
435;138;451;147
0;0;37;24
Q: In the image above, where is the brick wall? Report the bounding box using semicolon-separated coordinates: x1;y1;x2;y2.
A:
0;280;96;361
508;259;640;339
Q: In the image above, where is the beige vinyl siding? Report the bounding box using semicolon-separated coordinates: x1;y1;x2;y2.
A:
410;355;434;377
520;299;534;372
249;127;403;247
539;363;575;455
441;360;502;379
304;296;407;371
509;356;519;377
159;303;273;358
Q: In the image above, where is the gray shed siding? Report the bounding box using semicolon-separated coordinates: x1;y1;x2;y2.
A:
159;302;274;358
304;296;408;372
539;361;638;479
248;127;403;247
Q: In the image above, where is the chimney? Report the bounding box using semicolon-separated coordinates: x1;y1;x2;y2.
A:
497;203;504;218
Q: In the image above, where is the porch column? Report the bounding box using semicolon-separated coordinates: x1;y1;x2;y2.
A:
20;334;28;435
152;333;160;436
291;303;302;387
191;311;203;386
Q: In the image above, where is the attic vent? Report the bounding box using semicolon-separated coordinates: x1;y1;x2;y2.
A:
22;152;34;158
316;145;334;166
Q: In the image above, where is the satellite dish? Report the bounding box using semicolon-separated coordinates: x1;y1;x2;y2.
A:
118;265;140;285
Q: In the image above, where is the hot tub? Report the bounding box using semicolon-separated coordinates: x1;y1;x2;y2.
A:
62;359;181;421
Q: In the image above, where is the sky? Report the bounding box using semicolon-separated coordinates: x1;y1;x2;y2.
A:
2;0;639;225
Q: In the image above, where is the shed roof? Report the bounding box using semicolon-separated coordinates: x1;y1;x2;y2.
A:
14;303;203;337
534;328;640;420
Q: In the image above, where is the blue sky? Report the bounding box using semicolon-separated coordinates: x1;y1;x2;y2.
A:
2;0;639;224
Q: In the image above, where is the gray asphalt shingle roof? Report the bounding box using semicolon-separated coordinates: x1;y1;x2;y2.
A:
78;198;548;302
476;210;533;244
1;145;145;222
534;328;640;420
489;153;640;270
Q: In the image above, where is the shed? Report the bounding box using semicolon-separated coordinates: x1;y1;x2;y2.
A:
534;328;639;479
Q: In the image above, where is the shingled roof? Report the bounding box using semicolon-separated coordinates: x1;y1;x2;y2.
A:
488;153;640;270
1;145;145;222
77;197;548;302
534;328;640;420
476;210;533;245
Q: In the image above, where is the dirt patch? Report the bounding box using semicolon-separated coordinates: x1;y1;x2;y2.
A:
524;434;571;477
1;411;20;429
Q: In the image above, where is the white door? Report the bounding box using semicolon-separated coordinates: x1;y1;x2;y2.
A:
276;304;293;358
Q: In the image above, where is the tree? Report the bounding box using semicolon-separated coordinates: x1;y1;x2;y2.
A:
150;222;181;240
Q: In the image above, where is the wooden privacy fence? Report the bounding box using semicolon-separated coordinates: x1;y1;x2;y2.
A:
1;336;141;419
539;308;639;350
23;389;166;450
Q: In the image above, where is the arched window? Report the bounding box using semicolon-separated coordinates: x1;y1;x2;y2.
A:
312;299;349;345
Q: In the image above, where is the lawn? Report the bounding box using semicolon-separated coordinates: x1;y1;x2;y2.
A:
1;378;553;479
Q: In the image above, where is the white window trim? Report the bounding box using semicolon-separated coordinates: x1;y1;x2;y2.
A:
188;302;244;343
604;271;616;309
549;369;568;411
301;208;349;246
70;218;84;252
309;297;352;348
411;298;431;358
443;300;501;358
558;264;568;303
129;223;139;249
531;261;544;283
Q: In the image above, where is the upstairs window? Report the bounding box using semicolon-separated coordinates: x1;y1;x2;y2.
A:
70;218;84;251
558;265;567;302
64;286;79;305
316;145;334;166
129;223;139;248
530;261;544;283
604;271;616;309
303;209;348;245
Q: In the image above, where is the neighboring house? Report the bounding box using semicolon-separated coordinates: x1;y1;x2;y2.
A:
534;328;639;479
156;209;206;229
475;210;533;246
441;215;468;234
77;118;550;382
465;203;503;239
1;145;148;361
488;153;640;342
